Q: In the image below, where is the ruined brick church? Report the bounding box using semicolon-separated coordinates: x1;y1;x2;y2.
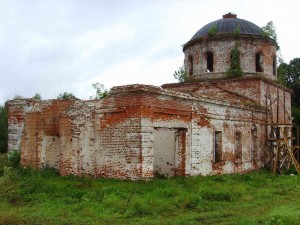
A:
7;14;292;179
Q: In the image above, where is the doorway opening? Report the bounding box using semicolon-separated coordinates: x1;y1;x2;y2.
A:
153;128;186;177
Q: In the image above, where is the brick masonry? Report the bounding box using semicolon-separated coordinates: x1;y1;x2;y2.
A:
7;79;291;179
6;16;292;180
184;36;277;80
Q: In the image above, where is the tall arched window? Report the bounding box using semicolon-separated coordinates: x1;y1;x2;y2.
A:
272;56;277;76
188;55;193;75
255;53;263;72
206;51;213;72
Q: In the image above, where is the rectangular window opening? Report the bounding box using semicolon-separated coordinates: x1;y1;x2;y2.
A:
214;131;222;163
235;131;242;162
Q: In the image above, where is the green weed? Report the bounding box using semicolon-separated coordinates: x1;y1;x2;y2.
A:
0;156;299;225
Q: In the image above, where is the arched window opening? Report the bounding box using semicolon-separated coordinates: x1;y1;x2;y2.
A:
206;51;213;72
272;56;277;76
255;53;263;72
188;55;193;75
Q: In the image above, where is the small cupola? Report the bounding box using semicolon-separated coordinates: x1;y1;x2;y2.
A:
223;13;237;19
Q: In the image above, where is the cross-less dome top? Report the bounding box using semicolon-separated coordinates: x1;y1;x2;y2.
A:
191;13;263;40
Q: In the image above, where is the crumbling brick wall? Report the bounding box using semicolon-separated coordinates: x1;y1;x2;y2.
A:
6;83;279;179
184;37;277;80
6;99;40;152
162;77;292;126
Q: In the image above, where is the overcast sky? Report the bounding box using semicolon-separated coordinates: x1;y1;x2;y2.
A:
0;0;299;105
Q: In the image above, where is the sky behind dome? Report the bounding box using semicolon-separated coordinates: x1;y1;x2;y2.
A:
0;0;300;104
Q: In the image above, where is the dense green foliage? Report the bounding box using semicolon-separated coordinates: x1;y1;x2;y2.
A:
173;66;187;83
57;92;79;100
207;24;218;37
32;93;42;100
0;105;8;153
277;58;300;126
0;154;299;225
7;150;21;168
225;43;243;78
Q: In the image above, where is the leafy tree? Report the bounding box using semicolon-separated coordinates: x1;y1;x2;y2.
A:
277;58;300;127
285;58;300;88
0;105;8;153
90;83;108;100
292;107;300;126
57;92;79;100
32;93;42;100
173;66;187;83
277;62;289;86
261;21;277;41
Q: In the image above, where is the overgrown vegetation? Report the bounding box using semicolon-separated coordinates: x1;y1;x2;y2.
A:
57;92;80;100
277;58;300;127
0;105;8;153
173;66;187;83
261;21;277;41
207;24;218;37
225;43;243;77
90;82;109;100
32;93;42;100
234;26;241;36
0;154;299;225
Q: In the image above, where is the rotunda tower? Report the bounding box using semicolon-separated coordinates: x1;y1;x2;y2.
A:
183;13;278;81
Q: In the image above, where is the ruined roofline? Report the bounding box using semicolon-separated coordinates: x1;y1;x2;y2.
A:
110;83;265;113
191;85;257;104
162;76;292;93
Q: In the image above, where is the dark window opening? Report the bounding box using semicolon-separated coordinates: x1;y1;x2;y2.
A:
255;53;263;72
214;131;222;163
234;131;242;162
251;124;258;163
273;56;276;76
188;55;193;75
206;52;213;72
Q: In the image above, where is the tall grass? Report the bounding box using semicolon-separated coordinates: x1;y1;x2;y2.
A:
0;153;299;224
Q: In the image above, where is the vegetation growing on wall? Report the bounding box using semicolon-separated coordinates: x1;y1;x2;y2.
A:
57;92;79;100
32;93;42;100
173;66;187;83
207;24;218;37
234;26;241;36
261;21;277;41
225;43;243;78
90;83;109;100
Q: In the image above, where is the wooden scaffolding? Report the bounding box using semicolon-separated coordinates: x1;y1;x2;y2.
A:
265;86;300;174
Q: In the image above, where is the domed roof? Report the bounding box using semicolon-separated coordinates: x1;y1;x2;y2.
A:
191;13;263;40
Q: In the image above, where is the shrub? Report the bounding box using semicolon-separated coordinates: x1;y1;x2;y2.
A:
8;150;21;168
208;24;218;37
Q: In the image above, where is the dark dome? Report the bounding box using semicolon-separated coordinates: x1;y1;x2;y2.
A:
191;14;263;40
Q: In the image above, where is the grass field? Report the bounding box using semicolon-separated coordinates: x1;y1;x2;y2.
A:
0;154;299;225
